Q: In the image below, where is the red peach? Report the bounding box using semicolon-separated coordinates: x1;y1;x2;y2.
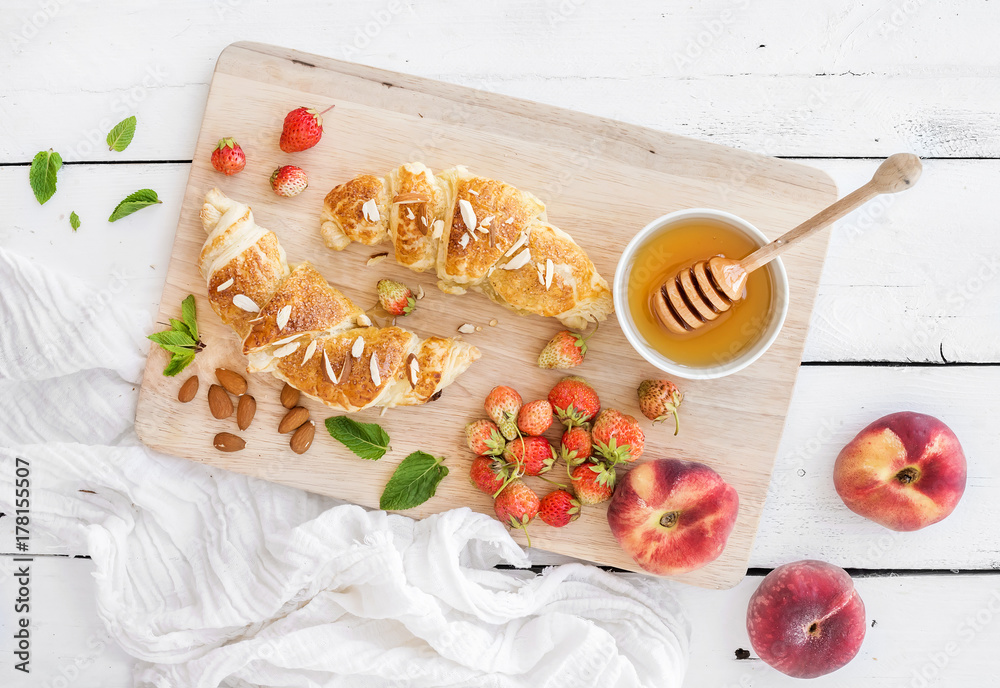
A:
746;560;866;678
606;458;739;575
834;411;966;531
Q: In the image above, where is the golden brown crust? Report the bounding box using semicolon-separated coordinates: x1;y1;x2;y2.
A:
489;221;612;326
205;230;286;340
321;174;389;248
387;163;446;272
242;262;361;354
274;327;413;410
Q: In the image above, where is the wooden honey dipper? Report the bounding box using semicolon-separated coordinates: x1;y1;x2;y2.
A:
652;153;923;335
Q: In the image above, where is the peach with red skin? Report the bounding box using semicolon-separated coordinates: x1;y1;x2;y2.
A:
746;560;866;679
607;458;739;575
834;411;966;531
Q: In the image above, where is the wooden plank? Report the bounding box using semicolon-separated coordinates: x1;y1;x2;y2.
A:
5;158;998;364
3;1;1000;161
132;42;837;589
5;556;998;687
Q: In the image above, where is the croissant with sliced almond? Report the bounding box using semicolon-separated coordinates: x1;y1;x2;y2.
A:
198;188;480;413
320;163;613;329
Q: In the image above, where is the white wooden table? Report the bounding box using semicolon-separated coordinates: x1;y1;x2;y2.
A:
2;1;999;685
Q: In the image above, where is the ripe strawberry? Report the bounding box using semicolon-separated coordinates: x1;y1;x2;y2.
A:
466;419;505;456
485;386;522;440
469;455;506;495
637;379;684;435
591;409;645;464
211;138;245;175
503;436;555;476
376;279;415;316
494;479;540;544
269;165;308;197
539;489;581;527
517;400;553;436
560;426;593;468
547;377;600;428
279;105;333;153
570;463;615;505
537;326;596;369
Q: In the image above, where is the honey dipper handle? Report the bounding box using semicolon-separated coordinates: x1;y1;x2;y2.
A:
740;153;923;274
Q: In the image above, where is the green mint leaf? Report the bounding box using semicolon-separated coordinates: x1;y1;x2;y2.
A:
325;416;390;460
108;188;161;222
148;329;196;348
169;318;192;338
380;451;448;511
163;351;195;377
29;149;62;205
180;294;199;342
106;115;136;152
160;344;197;357
69;211;81;231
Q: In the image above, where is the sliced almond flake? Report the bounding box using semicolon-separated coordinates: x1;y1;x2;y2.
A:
216;278;234;292
469;229;479;242
503;232;528;257
232;294;260;312
322;349;339;383
415;285;425;300
459;233;470;249
501;248;532;271
366;253;388;266
406;353;420;388
303;340;318;362
420;215;428;226
339;354;353;382
476;224;490;234
536;263;545;285
458;198;477;232
458;323;476;334
276;304;292;330
357;313;372;327
406;207;415;220
271;333;302;347
489;318;498;327
370;353;382;386
432;220;445;239
504;217;515;225
480;215;494;228
545;259;554;290
361;199;380;223
351;335;365;358
273;341;301;358
468;189;479;196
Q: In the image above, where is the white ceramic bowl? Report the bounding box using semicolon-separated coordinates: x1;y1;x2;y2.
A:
613;208;790;380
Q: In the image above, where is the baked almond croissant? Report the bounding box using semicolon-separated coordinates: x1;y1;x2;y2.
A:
198;188;480;412
320;164;613;329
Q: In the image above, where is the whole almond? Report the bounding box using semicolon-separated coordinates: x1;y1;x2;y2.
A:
213;432;245;452
278;406;310;434
237;394;256;430
208;384;234;419
178;376;199;403
215;368;248;396
280;382;300;409
290;421;315;454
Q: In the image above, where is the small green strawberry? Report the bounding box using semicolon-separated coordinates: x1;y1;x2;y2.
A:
376;279;415;316
637;379;684;435
211;138;246;175
270;165;308;197
537;324;597;369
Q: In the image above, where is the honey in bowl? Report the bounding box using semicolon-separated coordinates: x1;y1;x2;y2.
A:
626;219;775;368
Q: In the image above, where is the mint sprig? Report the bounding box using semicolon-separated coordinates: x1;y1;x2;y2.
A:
325;416;390;460
109;189;161;222
106;116;137;152
148;295;204;376
380;451;449;511
69;211;81;231
29;149;62;205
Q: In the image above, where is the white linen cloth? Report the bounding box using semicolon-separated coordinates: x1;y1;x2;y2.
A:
0;246;689;687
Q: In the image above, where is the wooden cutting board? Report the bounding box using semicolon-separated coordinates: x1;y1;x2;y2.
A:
135;41;837;589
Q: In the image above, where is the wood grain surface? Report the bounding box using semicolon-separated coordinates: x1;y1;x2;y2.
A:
132;42;837;589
